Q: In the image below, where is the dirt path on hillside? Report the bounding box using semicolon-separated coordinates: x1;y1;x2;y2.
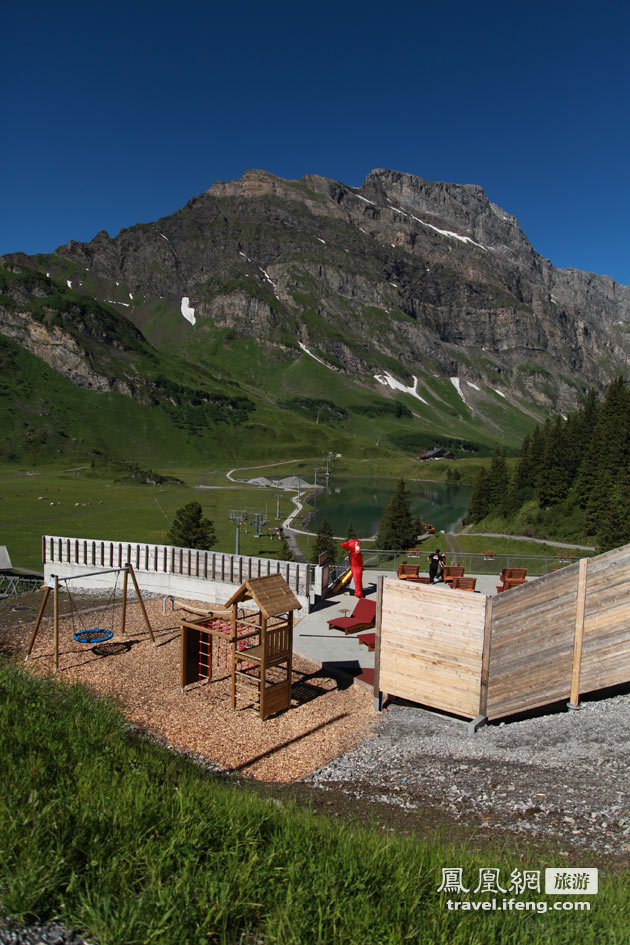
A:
443;532;464;556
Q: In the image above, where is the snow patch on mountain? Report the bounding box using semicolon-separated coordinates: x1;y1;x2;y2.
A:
374;373;428;404
298;342;334;370
181;297;196;325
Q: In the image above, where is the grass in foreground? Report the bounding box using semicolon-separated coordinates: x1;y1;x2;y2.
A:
0;664;627;944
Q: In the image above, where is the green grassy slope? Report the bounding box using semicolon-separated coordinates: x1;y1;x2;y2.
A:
1;664;626;945
0;464;299;571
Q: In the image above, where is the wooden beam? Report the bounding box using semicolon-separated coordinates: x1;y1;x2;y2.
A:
569;557;589;708
121;565;129;635
373;576;384;709
479;595;493;717
25;585;51;662
126;564;155;644
53;575;59;673
231;605;237;710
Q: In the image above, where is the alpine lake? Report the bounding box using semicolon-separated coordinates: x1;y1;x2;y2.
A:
307;477;472;539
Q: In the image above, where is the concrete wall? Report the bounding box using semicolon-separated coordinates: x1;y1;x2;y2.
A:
42;535;311;611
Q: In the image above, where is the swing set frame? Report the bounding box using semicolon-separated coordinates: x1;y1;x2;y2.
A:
25;562;155;672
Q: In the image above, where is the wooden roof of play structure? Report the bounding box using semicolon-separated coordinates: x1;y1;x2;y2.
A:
224;574;301;617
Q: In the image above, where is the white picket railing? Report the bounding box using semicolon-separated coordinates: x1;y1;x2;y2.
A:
42;535;311;598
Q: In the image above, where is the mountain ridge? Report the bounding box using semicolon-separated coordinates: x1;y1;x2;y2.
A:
1;167;629;464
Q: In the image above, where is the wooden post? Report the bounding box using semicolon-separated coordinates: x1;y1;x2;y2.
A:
126;564;156;644
373;576;384;710
121;565;129;635
259;613;267;718
479;596;493;717
25;585;51;662
180;623;186;692
287;610;293;701
569;557;589;708
53;575;59;673
231;604;237;710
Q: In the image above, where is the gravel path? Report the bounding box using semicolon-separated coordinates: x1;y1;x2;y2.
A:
305;690;630;856
0;923;91;945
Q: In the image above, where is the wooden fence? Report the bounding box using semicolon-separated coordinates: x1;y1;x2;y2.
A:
42;535;311;599
374;543;630;723
377;579;487;719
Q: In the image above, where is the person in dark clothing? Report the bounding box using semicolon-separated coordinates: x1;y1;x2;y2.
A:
428;549;442;583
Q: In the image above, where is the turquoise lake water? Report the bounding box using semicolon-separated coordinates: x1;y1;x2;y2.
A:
309;477;472;538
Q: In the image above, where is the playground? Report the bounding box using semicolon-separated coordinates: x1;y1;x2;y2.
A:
1;588;374;782
1;549;629;858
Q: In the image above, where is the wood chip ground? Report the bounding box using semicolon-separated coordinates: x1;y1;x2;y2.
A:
3;594;375;781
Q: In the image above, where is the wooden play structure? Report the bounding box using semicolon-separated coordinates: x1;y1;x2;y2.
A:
372;543;630;728
25;563;155;672
179;573;301;719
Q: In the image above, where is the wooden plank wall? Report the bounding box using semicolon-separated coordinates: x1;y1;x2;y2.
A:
376;543;630;723
486;565;579;719
378;578;486;719
580;545;630;693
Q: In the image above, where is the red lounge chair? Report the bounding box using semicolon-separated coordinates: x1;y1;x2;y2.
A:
327;598;376;634
358;632;376;651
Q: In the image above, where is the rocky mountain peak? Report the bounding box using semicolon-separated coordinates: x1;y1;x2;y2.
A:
4;166;629;428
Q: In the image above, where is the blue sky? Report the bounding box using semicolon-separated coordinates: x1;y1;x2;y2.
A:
3;0;629;283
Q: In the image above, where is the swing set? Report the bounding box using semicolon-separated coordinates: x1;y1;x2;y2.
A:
25;562;155;672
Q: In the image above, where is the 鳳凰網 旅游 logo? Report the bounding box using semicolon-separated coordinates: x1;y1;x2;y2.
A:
437;866;598;913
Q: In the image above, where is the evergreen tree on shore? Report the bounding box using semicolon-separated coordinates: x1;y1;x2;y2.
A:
310;519;337;564
377;479;419;549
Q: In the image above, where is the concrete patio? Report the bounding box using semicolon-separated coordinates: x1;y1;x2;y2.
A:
293;570;520;686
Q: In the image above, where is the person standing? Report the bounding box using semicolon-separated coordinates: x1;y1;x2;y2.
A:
428;549;441;584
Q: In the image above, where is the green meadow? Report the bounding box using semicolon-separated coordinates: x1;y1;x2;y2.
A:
0;465;297;571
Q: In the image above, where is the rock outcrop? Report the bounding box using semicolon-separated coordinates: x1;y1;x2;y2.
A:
9;168;630;415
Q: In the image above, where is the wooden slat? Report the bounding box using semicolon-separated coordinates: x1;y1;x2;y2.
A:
378;579;484;717
569;558;588;705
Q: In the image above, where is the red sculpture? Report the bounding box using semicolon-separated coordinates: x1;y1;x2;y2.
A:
340;538;364;598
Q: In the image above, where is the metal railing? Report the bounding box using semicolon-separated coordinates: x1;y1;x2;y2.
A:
0;575;42;598
328;556;350;586
356;549;588;577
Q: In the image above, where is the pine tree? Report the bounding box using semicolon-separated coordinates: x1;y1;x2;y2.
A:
166;502;216;550
467;465;491;522
277;531;294;561
311;519;337;564
377;478;419;550
487;448;510;512
505;433;533;514
538;418;571;508
576;378;630;511
528;424;546;488
346;519;357;539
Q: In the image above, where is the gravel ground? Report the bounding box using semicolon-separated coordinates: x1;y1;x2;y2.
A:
304;689;630;857
0;923;91;945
